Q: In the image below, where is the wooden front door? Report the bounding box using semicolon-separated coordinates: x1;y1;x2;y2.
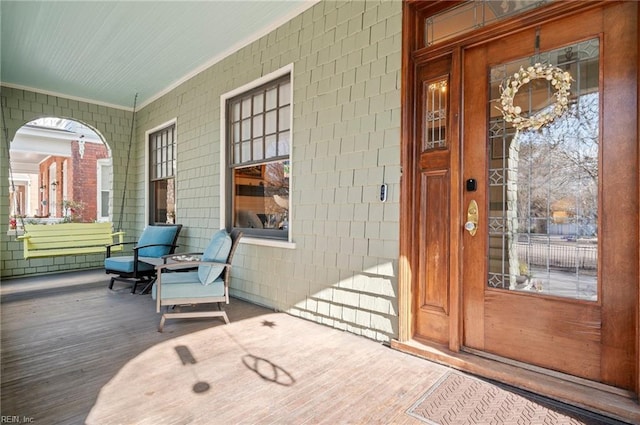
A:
461;4;637;390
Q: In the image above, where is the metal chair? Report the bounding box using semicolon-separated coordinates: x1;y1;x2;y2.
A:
105;224;182;294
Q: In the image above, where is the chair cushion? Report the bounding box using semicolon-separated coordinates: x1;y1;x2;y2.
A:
137;225;179;258
198;230;232;285
152;272;225;300
104;256;155;273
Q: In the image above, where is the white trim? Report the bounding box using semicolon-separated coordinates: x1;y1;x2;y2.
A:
144;118;177;225
0;82;133;112
240;237;296;250
219;64;294;243
138;2;317;110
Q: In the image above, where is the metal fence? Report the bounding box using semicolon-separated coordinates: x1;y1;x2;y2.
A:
518;242;597;271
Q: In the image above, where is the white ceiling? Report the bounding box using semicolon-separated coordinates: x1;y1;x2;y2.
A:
1;1;316;110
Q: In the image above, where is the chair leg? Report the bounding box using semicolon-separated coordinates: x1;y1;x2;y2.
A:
108;277;116;290
139;277;156;295
158;315;166;333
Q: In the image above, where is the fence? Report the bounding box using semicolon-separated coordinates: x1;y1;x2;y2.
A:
518;241;597;271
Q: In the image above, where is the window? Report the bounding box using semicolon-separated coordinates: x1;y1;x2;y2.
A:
149;124;176;224
97;158;112;221
224;72;291;241
425;0;553;46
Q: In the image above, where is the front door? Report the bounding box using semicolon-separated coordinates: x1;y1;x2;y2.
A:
462;4;637;390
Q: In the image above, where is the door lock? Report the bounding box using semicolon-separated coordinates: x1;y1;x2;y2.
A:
465;200;478;236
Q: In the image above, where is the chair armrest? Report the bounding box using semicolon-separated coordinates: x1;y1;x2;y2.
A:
106;240;137;257
155;260;230;273
133;243;179;251
106;240;136;249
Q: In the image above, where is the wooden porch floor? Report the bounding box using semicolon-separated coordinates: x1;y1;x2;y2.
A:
0;270;632;424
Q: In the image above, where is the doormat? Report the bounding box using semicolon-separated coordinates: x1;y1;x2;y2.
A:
406;371;629;425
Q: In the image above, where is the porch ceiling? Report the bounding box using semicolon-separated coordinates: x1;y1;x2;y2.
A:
0;1;315;110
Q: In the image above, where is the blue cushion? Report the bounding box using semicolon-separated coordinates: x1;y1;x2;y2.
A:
105;256;155;273
198;229;232;285
137;225;179;258
152;272;225;300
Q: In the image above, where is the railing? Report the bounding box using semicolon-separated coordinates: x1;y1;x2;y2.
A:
518;242;597;271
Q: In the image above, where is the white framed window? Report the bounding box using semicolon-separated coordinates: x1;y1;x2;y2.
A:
220;65;293;245
96;158;112;222
146;121;177;225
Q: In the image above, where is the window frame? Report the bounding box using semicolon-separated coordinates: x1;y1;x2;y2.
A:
145;119;177;226
220;64;295;248
96;158;112;222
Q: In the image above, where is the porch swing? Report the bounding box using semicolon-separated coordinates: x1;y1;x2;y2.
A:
4;95;139;260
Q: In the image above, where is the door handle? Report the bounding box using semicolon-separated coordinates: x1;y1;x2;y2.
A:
465;200;478;236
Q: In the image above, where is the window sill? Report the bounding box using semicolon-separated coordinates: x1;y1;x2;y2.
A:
239;237;296;249
7;228;25;237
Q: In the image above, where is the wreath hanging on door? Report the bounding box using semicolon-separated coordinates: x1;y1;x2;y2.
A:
498;63;573;131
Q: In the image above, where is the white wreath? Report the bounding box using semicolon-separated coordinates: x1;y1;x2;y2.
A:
499;63;573;131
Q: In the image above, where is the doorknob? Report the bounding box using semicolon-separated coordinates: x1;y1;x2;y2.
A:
465;200;478;236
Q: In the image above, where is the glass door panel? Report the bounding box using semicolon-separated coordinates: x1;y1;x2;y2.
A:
487;38;600;301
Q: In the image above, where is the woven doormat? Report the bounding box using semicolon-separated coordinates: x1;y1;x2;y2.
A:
407;372;627;425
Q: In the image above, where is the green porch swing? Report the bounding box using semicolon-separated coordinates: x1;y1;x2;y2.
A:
5;95;138;260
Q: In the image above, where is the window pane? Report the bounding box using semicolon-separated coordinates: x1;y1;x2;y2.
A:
241;119;251;141
234;143;240;164
278;131;290;156
279;105;291;130
232;122;240;143
232;101;241;121
253;138;264;160
265;110;277;135
253;115;264;137
265;87;277;110
265;134;277;158
424;77;448;150
279;82;291;105
241;97;251;119
101;191;109;218
253;93;264;113
241;141;251;162
233;160;289;233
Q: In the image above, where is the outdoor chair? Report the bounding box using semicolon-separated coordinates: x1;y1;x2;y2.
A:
152;228;242;332
105;224;182;294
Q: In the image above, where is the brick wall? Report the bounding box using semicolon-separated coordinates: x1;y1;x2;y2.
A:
69;141;109;222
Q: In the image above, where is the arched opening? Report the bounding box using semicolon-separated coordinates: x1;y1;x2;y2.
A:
8;117;113;230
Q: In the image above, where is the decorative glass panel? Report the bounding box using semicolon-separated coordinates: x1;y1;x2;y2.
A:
423;77;448;151
487;38;600;301
426;0;553;47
